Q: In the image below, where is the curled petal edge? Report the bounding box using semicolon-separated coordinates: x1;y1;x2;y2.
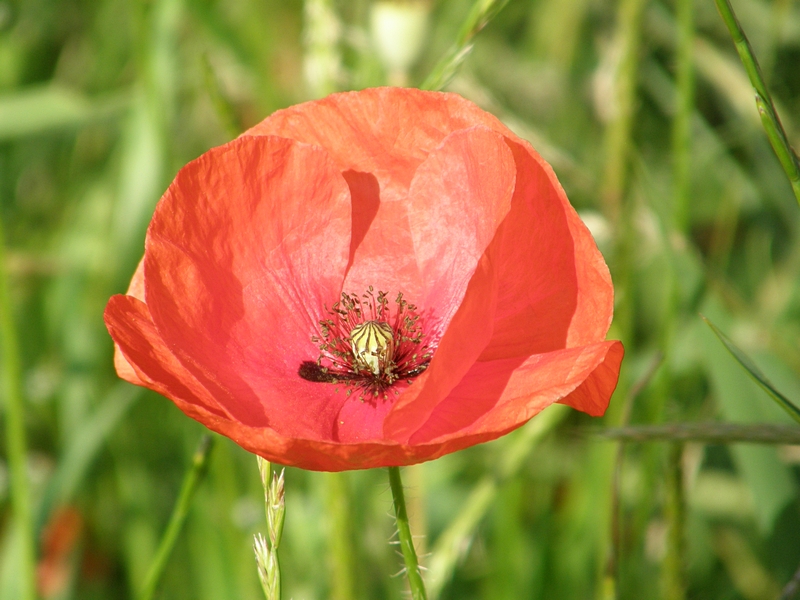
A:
107;292;623;471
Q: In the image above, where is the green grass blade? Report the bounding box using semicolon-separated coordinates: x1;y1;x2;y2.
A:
599;0;647;221
672;0;694;232
0;85;127;140
663;444;686;600
703;316;800;425
137;435;215;600
755;93;800;202
713;0;800;207
0;193;36;600
420;0;510;91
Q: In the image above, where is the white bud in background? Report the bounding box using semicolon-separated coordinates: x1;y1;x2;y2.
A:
369;1;431;86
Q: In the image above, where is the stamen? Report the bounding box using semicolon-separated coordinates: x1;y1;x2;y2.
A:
298;289;433;399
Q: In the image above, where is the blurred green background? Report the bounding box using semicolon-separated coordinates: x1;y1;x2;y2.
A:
1;0;800;598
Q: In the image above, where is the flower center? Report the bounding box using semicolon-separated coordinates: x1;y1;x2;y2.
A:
350;320;395;377
298;288;432;400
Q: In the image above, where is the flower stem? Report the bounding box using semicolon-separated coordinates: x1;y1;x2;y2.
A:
138;435;215;600
713;0;800;206
0;207;36;600
387;466;427;600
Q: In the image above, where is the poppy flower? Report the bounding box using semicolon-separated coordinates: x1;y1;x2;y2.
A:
104;87;623;471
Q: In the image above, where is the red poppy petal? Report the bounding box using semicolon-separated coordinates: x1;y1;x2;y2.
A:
382;254;499;441
563;199;615;347
112;257;147;385
326;127;515;444
406;340;623;445
476;139;613;361
244;88;509;205
126;257;146;300
104;295;232;420
556;340;624;415
383;133;615;441
406;126;515;325
113;345;143;386
105;296;309;462
342;125;515;318
143;135;352;438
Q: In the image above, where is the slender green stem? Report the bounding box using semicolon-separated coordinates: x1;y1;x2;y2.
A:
600;0;647;222
714;0;800;206
137;435;215;600
662;444;686;600
387;466;427;600
0;206;36;600
592;422;800;444
420;0;510;91
672;0;694;231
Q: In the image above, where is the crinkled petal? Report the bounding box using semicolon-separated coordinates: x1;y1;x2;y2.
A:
244;88;510;207
406;340;624;445
105;292;536;471
343;125;515;323
334;127;516;443
476;138;614;361
104;295;231;420
383;254;498;441
143;135;352;439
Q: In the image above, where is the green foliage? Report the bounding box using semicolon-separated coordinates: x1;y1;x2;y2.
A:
1;0;800;598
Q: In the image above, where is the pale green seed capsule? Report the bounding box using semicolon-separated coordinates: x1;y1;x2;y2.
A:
350;321;395;376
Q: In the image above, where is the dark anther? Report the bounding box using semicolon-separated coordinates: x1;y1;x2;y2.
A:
298;361;340;383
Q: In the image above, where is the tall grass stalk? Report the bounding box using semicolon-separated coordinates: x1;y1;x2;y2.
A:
594;422;800;444
672;0;694;231
713;0;800;206
663;444;686;600
600;0;647;222
605;353;663;598
0;210;36;600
